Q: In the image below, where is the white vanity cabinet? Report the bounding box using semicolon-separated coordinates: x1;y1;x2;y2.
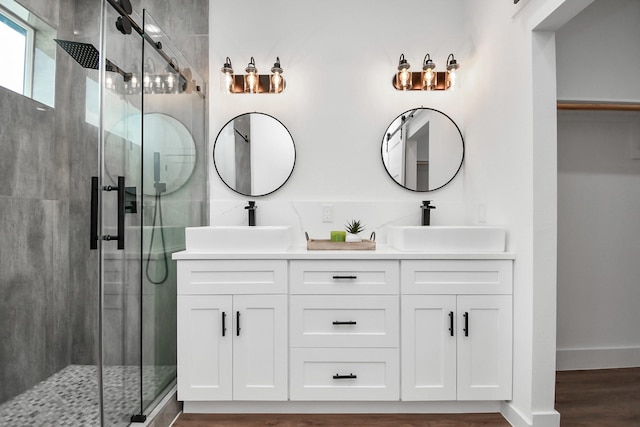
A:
289;260;400;400
174;252;514;413
176;260;288;401
400;260;513;401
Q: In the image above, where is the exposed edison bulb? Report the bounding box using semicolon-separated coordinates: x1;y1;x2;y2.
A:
447;68;457;90
245;71;258;93
220;57;235;93
105;75;115;91
421;54;436;91
244;57;258;93
270;57;284;93
422;68;436;91
223;71;234;92
446;54;460;90
395;54;412;90
270;72;282;93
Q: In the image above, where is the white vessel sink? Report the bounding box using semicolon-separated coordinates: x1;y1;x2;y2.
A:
387;226;506;252
185;226;291;252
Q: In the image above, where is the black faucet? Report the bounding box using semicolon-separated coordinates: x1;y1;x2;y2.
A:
421;200;436;226
245;201;257;226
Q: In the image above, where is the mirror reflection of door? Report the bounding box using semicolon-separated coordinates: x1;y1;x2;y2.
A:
382;108;463;192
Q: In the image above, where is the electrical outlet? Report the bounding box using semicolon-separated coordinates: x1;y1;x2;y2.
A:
478;204;487;224
322;204;333;223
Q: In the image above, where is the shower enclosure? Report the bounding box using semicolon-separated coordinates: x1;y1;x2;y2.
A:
0;0;207;425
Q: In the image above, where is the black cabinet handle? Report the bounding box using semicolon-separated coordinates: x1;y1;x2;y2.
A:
332;321;357;325
333;373;357;379
236;311;241;336
90;177;99;250
332;275;357;280
463;312;469;337
449;311;454;337
222;312;227;337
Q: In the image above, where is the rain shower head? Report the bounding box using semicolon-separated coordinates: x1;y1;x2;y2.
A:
54;39;131;81
54;39;99;69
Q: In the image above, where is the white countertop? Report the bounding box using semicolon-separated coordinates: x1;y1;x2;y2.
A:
172;244;516;260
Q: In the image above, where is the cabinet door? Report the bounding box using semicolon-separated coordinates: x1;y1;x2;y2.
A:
233;295;288;400
177;295;232;400
456;295;513;400
401;295;456;400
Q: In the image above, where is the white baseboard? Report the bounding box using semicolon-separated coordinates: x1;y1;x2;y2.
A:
556;346;640;371
501;402;560;427
183;401;501;414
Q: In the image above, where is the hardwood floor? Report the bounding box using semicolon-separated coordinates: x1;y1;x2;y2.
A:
172;368;640;427
172;413;510;427
555;367;640;426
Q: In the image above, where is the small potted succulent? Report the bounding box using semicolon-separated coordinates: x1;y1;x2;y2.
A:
345;219;366;243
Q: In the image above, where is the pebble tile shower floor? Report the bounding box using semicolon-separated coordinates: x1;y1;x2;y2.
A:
0;365;175;426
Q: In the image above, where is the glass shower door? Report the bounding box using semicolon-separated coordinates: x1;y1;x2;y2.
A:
140;10;207;413
98;2;144;425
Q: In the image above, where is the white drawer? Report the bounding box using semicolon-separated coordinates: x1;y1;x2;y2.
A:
290;296;399;348
290;348;399;401
177;260;287;294
290;260;399;294
401;260;513;295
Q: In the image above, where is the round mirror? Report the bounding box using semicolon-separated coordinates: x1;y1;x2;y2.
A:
213;112;296;196
105;113;197;195
381;108;464;192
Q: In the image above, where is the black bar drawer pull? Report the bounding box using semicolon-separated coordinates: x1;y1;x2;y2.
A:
449;311;454;337
222;312;227;337
333;373;357;379
332;321;357;325
332;275;357;280
236;311;241;336
463;312;469;337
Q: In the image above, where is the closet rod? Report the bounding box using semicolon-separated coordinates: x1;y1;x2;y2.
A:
557;102;640;111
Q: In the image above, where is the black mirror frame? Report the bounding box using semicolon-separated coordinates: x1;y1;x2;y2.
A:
213;112;297;197
381;107;464;192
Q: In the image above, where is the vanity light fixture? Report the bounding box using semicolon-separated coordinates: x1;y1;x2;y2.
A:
221;56;286;94
392;53;460;91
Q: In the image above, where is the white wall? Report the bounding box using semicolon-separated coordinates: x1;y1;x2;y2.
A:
555;0;640;370
557;110;640;369
208;1;590;425
556;0;640;103
209;0;469;242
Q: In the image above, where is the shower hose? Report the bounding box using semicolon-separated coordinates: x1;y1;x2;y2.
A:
145;191;169;285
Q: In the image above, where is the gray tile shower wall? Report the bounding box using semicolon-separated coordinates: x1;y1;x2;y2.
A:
1;0;208;406
0;0;98;405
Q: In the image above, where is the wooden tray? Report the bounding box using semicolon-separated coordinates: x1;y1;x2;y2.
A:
306;239;376;251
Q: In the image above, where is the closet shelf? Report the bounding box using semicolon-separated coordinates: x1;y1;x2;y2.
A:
557;102;640;111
